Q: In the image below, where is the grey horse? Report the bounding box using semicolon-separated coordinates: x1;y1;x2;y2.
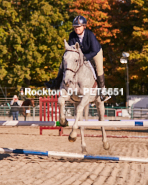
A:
58;40;110;153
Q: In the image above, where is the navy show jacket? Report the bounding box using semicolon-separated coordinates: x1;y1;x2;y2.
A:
68;29;102;61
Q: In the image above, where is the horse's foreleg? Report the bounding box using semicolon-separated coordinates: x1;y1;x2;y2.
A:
96;98;110;150
58;96;67;126
58;91;70;127
69;95;89;142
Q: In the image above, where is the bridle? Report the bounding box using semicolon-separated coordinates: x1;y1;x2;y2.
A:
63;47;97;91
64;49;84;77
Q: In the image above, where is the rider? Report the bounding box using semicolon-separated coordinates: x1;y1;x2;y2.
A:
18;88;26;101
45;15;111;101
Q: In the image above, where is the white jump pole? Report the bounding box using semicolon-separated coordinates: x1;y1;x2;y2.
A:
1;147;148;163
1;120;148;127
0;121;55;126
67;120;148;127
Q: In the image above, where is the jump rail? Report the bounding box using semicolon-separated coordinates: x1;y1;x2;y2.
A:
0;121;55;126
0;147;148;163
1;120;148;138
67;120;148;127
61;134;148;139
1;120;148;127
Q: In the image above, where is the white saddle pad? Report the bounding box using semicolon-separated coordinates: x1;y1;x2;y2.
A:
87;61;97;80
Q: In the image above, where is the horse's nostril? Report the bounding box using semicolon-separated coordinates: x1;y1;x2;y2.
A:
64;80;69;87
65;82;69;87
64;80;67;85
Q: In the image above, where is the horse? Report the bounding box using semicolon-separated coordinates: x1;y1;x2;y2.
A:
58;40;110;153
19;99;35;121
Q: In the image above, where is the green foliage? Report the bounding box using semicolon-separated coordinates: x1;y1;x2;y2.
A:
0;0;72;89
0;0;148;104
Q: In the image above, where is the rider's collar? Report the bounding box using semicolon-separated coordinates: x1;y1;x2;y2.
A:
78;30;85;43
77;30;85;40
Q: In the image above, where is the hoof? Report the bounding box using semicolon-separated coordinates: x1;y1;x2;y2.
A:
59;118;68;127
82;146;87;154
68;135;77;142
103;142;110;150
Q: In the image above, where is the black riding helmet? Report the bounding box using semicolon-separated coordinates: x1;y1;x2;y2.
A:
73;15;87;27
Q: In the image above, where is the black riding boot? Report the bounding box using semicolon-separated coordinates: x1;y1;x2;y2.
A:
44;67;63;90
97;73;111;102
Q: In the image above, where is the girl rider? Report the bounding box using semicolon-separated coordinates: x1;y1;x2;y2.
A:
45;15;111;101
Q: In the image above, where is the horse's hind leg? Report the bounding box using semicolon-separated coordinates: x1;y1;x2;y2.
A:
80;104;89;153
101;126;110;150
72;103;87;153
96;99;110;150
84;103;89;121
69;95;89;143
80;127;87;153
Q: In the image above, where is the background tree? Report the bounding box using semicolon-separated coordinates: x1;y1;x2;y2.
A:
70;0;148;104
0;0;147;104
0;0;72;90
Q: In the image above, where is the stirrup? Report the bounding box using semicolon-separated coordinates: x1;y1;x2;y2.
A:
100;94;111;102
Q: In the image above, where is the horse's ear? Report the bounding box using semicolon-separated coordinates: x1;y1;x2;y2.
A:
75;42;80;50
64;39;69;50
